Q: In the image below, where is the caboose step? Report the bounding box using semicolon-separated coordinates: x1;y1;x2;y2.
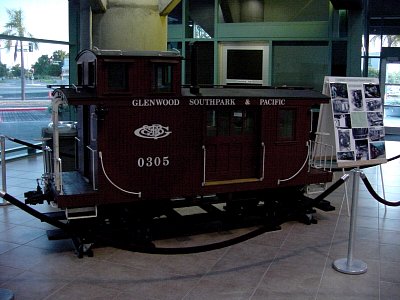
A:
66;206;98;219
42;211;67;220
204;178;259;186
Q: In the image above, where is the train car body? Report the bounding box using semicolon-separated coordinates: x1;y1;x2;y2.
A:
40;49;333;220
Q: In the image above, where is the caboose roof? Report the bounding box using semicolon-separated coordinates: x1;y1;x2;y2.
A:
182;86;330;100
76;48;181;61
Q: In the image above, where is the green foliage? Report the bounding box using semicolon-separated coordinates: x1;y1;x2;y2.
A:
32;50;68;78
368;67;379;78
10;64;21;77
33;55;51;76
52;50;68;63
0;62;7;78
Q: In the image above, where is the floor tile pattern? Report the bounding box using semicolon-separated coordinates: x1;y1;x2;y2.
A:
1;142;400;299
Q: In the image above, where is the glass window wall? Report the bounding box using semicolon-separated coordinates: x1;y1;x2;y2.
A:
187;0;214;38
0;0;69;151
168;2;183;25
365;14;400;132
272;42;329;91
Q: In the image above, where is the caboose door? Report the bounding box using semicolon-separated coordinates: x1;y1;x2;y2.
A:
204;108;261;184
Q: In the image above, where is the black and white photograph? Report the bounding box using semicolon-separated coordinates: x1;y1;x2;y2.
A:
338;129;351;151
350;89;364;111
364;83;381;98
369;126;385;141
337;151;355;161
355;139;369;161
334;113;352;128
367;112;384;126
366;98;383;111
330;82;348;99
352;127;368;139
332;98;350;113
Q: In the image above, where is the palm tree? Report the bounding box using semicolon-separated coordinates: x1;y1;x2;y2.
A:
370;34;400;49
2;9;38;100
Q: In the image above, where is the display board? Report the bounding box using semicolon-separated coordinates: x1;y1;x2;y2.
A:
321;76;387;168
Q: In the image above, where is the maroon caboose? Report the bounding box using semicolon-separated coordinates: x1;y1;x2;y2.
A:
44;49;332;222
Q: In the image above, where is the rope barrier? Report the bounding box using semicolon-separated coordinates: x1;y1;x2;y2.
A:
387;154;400;163
311;173;349;205
0;189;273;255
0;191;70;232
5;136;43;151
101;226;273;255
4;135;74;158
360;172;400;207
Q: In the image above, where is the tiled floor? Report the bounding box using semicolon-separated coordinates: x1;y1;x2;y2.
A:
0;143;400;299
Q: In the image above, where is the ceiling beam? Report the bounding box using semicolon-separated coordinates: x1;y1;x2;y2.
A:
159;0;181;16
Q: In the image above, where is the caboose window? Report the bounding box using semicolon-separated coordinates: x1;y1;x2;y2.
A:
278;109;296;141
207;109;256;136
207;110;217;136
152;64;173;92
107;63;128;90
88;61;96;86
77;63;84;85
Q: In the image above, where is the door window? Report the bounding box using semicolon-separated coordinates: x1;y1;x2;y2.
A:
206;109;255;137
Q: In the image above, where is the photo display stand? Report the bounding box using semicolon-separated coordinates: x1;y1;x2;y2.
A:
320;76;387;275
321;76;387;168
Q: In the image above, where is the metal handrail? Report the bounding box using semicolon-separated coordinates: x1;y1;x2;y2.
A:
260;142;265;181
202;145;206;186
86;146;98;191
0;143;42;162
1;136;6;205
1;136;48;205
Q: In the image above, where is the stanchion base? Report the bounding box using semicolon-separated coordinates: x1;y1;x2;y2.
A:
333;258;367;275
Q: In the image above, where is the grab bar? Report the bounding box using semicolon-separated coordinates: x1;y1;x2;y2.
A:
86;146;97;190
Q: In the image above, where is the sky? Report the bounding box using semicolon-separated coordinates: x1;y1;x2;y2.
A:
0;0;69;68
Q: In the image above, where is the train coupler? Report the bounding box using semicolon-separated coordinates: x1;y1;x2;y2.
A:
24;179;51;205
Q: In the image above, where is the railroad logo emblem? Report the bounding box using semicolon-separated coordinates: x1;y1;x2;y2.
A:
134;124;172;139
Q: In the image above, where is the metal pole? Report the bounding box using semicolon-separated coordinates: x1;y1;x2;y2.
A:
342;168;350;217
333;167;367;274
379;164;387;213
0;135;8;205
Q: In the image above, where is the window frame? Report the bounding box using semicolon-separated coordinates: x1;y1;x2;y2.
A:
277;108;297;142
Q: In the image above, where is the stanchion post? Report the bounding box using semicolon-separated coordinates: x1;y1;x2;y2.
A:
379;164;387;213
0;135;8;205
332;167;367;275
